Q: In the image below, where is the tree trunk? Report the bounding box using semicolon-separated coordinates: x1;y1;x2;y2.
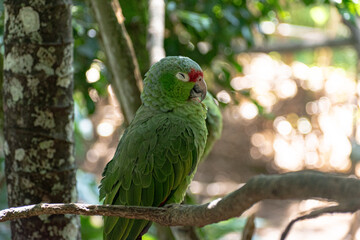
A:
89;0;143;124
3;0;79;239
147;0;165;65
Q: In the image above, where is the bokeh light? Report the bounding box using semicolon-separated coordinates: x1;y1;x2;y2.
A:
217;90;231;104
231;52;358;172
86;62;101;83
260;21;276;35
298;118;312;134
96;122;115;137
239;102;258;120
78;118;94;140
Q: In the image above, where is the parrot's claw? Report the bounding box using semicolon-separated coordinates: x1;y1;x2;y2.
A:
163;203;180;209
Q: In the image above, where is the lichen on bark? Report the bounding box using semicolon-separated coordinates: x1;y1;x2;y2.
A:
3;0;79;239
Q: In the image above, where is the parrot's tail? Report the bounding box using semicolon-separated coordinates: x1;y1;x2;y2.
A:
136;222;153;239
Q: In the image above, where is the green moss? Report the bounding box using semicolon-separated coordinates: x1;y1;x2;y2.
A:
39;140;54;149
9;78;24;103
14;148;25;161
27;77;40;96
4;52;33;74
19;6;40;34
32;107;55;129
57;76;71;88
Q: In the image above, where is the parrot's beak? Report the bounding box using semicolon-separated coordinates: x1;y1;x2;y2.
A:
190;77;207;102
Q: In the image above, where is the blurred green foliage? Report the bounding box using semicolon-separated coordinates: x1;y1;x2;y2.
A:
200;217;247;240
81;216;103;240
119;0;150;75
72;1;108;115
0;0;359;239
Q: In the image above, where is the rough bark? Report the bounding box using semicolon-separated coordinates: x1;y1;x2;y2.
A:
3;0;79;239
88;0;142;124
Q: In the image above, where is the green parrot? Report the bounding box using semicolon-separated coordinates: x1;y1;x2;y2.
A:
202;92;223;161
99;56;208;240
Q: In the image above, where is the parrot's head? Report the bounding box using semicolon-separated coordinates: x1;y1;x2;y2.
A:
141;56;207;109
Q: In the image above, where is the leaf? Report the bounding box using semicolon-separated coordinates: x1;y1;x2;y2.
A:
177;10;212;34
201;217;247;240
227;55;243;73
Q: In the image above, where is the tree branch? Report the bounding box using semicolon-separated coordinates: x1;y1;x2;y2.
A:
236;38;354;53
342;18;360;57
1;171;360;231
88;0;142;124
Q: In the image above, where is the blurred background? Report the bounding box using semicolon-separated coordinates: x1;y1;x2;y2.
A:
1;0;360;239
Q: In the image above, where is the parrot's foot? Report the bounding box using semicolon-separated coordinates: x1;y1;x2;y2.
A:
163;203;181;209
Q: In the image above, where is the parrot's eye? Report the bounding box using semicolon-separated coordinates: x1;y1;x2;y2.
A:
176;72;190;82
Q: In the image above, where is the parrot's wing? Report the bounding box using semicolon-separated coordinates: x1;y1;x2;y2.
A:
202;92;223;160
99;109;201;239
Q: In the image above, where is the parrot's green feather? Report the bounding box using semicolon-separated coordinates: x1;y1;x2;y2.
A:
202;92;223;161
162;175;171;198
104;181;120;205
160;158;173;176
141;180;154;206
121;220;135;239
140;173;152;188
122;171;132;191
132;171;141;186
173;161;185;188
126;183;142;205
127;220;149;240
105;216;128;237
154;166;167;183
167;167;175;194
100;56;208;240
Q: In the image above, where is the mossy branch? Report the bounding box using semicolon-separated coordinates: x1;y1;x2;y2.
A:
1;171;360;239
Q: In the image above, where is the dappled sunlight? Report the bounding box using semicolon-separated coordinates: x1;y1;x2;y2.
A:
86;61;102;83
96;121;115;137
250;131;273;158
218;52;359;173
79;84;124;174
189;180;242;199
216;90;232;104
207;198;222;209
273;134;305;171
239;102;259;120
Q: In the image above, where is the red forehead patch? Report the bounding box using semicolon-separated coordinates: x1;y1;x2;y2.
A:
188;68;203;82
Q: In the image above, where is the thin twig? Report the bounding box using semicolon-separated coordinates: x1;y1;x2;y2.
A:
281;200;360;240
242;214;256;240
